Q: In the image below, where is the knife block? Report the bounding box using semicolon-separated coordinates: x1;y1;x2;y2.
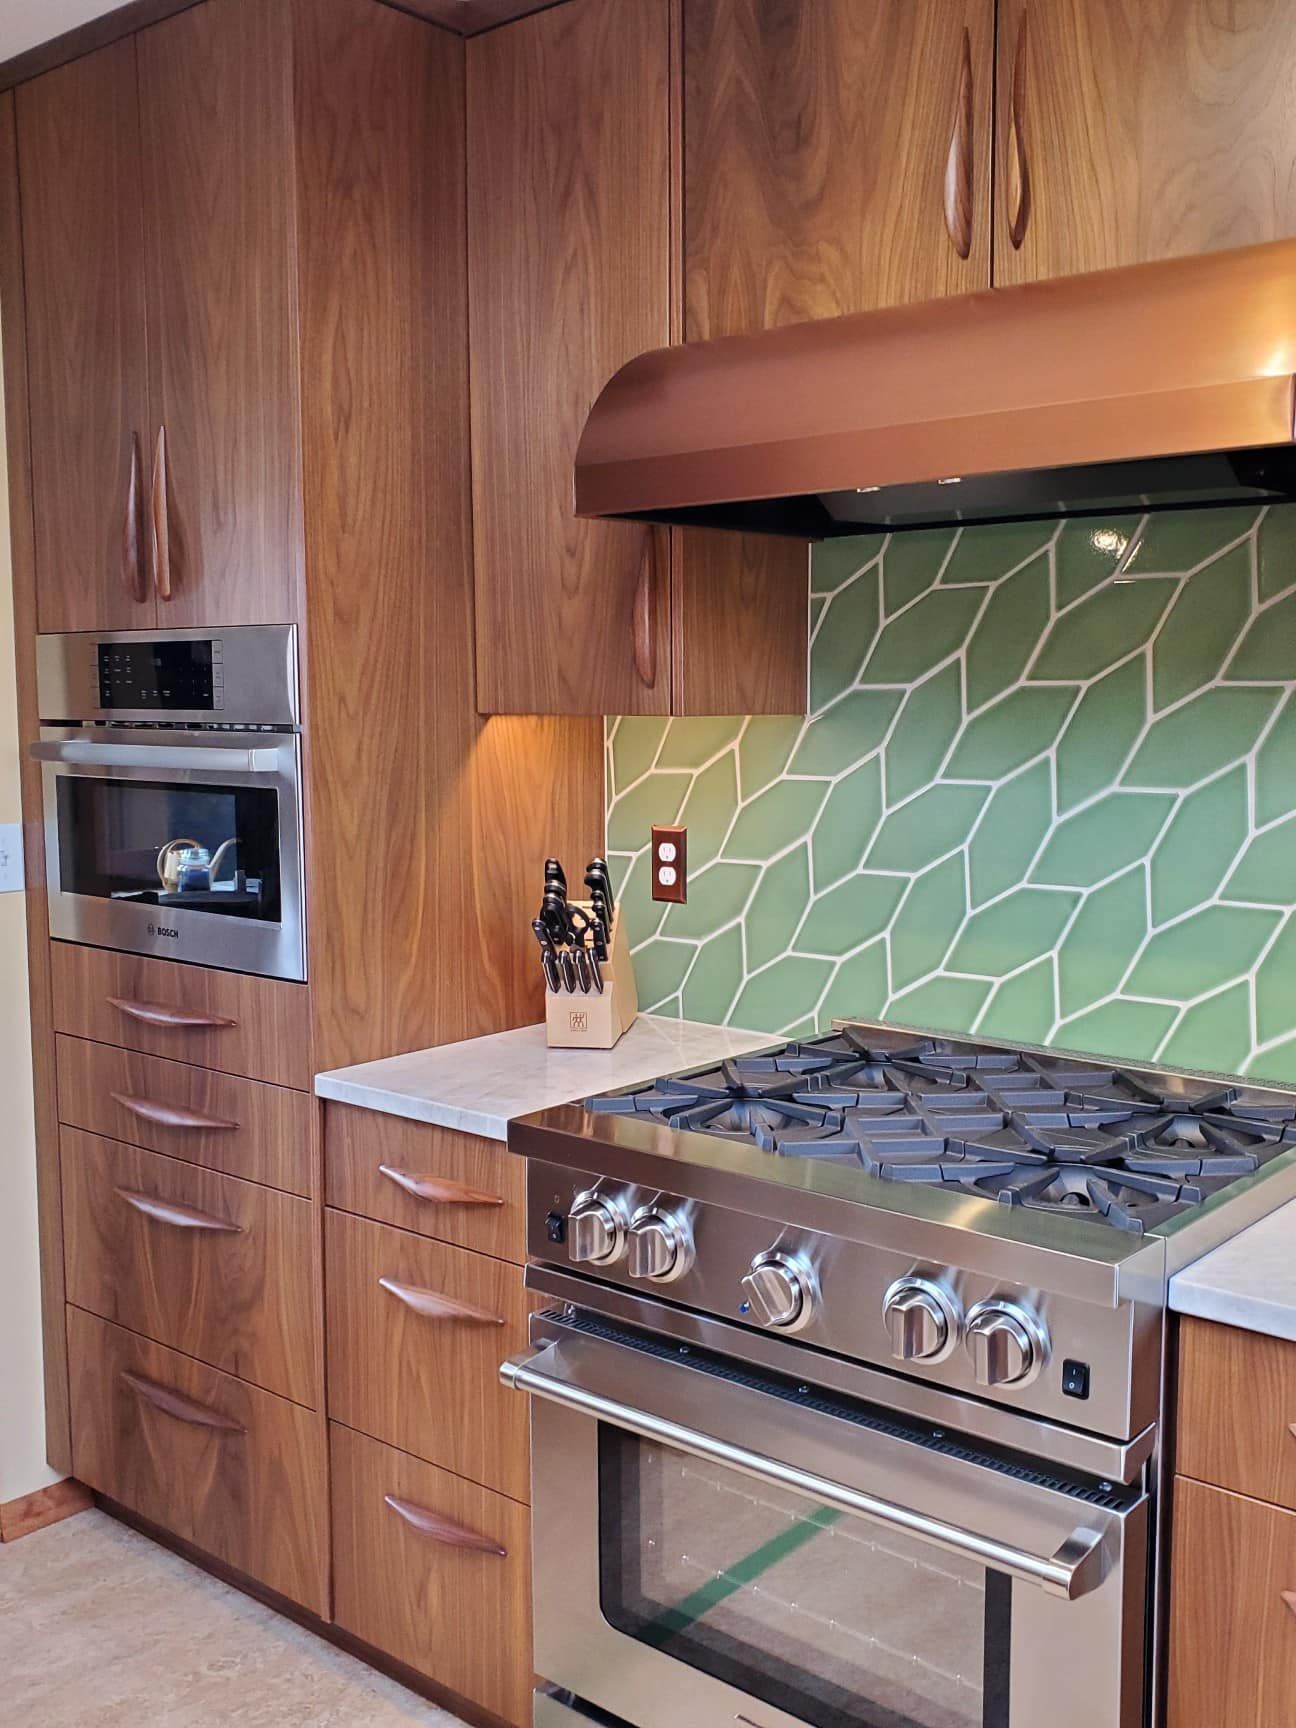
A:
544;905;638;1049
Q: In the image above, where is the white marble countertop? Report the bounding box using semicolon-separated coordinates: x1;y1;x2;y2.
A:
314;1015;774;1142
1169;1199;1296;1341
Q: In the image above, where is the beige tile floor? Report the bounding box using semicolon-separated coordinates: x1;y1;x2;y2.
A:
0;1509;467;1726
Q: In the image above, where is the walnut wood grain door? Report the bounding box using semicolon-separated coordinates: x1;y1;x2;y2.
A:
15;41;154;633
684;0;994;339
995;0;1296;285
135;0;304;627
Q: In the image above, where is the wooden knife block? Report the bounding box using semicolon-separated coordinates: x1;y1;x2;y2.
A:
544;905;638;1049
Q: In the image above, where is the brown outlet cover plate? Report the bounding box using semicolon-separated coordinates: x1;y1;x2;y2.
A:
650;825;687;903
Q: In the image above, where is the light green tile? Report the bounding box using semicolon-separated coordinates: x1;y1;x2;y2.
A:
1055;516;1144;608
1056;870;1147;1018
732;957;835;1035
812;758;884;887
1054;999;1179;1065
1127;507;1256;573
609;770;692;839
886;976;993;1035
1224;588;1296;681
976;958;1057;1042
632;938;697;1009
680;924;744;1024
799;874;906;957
788;691;900;775
942;520;1055;585
946;687;1076;780
1255;695;1296;826
615;850;659;946
949;888;1078;976
1055;658;1146;815
860;587;984;683
820;940;889;1025
1031;578;1175;681
738;717;801;800
890;856;966;993
883;527;956;611
810;568;880;710
965;557;1050;709
968;761;1053;907
1152;544;1251;710
1258;505;1296;603
746;846;812;972
726;780;828;862
1243;1030;1296;1087
661;862;759;939
1158;983;1253;1076
1124;688;1281;788
1149;767;1249;924
1224;816;1296;906
1031;792;1175;889
885;663;963;804
812;535;884;597
867;784;988;872
677;752;740;872
610;718;669;795
655;719;743;770
1125;905;1281;1000
1253;915;1296;1046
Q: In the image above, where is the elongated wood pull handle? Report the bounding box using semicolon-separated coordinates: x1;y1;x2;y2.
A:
943;27;974;261
111;1092;239;1132
114;1186;242;1234
378;1165;504;1208
107;996;237;1031
121;1370;245;1434
377;1276;505;1327
384;1494;507;1557
122;433;146;603
633;532;658;689
1283;1590;1296;1619
151;424;172;601
1007;10;1031;250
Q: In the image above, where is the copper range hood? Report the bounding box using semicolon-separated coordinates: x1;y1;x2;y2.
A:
574;239;1296;537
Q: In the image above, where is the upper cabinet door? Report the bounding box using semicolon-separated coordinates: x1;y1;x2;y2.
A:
995;0;1296;285
684;0;994;339
136;0;304;627
468;0;673;716
17;43;154;633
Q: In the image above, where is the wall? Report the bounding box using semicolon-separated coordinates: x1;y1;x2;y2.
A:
0;326;57;1505
608;504;1296;1083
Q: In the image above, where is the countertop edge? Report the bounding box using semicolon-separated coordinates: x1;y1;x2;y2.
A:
313;1075;509;1142
1168;1278;1296;1344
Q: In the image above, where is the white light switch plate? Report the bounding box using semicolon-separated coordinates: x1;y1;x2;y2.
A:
0;822;25;893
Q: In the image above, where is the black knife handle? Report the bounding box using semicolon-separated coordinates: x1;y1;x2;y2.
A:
558;947;578;993
588;950;605;994
573;946;592;994
545;858;567;895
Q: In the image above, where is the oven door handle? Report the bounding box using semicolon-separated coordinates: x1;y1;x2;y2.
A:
502;1343;1112;1602
30;739;284;774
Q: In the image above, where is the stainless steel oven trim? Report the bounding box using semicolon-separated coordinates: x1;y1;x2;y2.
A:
38;724;306;982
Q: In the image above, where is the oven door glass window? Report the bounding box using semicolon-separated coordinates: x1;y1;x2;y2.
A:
56;775;282;923
599;1428;1011;1728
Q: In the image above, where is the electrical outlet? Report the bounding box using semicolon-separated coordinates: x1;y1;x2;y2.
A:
651;824;687;903
0;822;24;894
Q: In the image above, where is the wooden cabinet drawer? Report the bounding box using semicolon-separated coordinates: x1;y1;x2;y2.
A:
68;1306;327;1615
1168;1477;1296;1728
57;1035;313;1196
325;1103;523;1260
51;943;311;1090
326;1209;532;1501
331;1422;532;1728
1178;1318;1296;1509
62;1127;321;1407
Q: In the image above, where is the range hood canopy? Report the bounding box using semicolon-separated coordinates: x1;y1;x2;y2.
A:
574;239;1296;537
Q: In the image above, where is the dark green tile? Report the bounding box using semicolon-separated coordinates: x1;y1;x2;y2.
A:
860;587;984;683
1055;516;1145;608
1055;659;1146;816
968;761;1053;907
1258;505;1296;603
965;557;1050;709
1124;688;1281;788
810;567;880;710
1149;767;1249;924
890;856;966;994
883;527;956;611
942;520;1055;585
1224;588;1296;681
1031;792;1175;889
1127;507;1257;573
812;535;884;597
1031;578;1175;681
799;874;906;957
885;663;963;804
1152;544;1251;710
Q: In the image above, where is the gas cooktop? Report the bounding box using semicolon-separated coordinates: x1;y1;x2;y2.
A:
585;1027;1296;1235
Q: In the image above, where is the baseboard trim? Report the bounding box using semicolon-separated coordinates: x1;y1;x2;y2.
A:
0;1477;93;1542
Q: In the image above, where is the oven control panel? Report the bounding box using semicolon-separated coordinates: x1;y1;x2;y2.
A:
36;626;299;730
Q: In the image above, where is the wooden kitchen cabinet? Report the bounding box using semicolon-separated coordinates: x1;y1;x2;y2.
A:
1177;1317;1296;1511
994;0;1296;285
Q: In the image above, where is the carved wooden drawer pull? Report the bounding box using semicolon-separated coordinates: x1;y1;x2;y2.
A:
122;432;146;604
111;1091;239;1132
107;996;237;1031
1283;1591;1296;1619
383;1494;507;1557
378;1165;503;1208
114;1186;243;1234
377;1275;505;1326
121;1369;246;1434
1007;9;1032;250
151;424;173;602
943;26;975;261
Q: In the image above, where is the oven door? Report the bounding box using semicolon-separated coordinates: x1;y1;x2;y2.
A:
505;1315;1148;1728
34;727;305;981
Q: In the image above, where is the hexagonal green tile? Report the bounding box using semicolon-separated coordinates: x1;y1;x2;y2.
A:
1124;688;1281;789
942;520;1055;585
610;718;669;795
1125;905;1281;1001
1054;1000;1178;1065
1255;695;1296;826
655;718;743;770
885;663;963;804
860;586;984;684
1127;507;1256;573
890;855;966;994
866;784;988;872
812;758;884;887
661;862;759;940
609;769;692;840
678;752;740;872
1258;505;1296;603
812;535;884;597
976;957;1057;1042
1149;767;1249;924
820;940;889;1025
787;691;900;776
885;977;993;1035
680;924;744;1024
632;938;698;1010
1152;544;1251;711
883;527;956;611
1224;589;1296;681
810;568;880;710
1056;869;1147;1018
1054;658;1146;816
1031;577;1175;681
738;717;801;800
1223;815;1296;906
1252;915;1296;1047
1055;516;1144;608
945;687;1076;781
745;845;812;972
1157;982;1253;1076
725;780;829;862
968;761;1053;907
731;956;835;1035
949;888;1078;976
1031;792;1175;889
965;556;1050;709
799;873;906;957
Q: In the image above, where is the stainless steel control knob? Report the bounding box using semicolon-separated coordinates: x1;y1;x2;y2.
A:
567;1192;627;1266
742;1251;815;1331
965;1299;1049;1388
881;1276;960;1364
627;1207;692;1282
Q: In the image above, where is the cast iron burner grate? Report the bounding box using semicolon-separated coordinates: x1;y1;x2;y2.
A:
584;1032;1296;1234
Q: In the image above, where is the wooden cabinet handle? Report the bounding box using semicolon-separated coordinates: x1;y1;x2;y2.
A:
943;27;975;261
1007;9;1032;250
150;424;172;601
107;996;237;1031
1284;1591;1296;1619
114;1186;242;1234
111;1091;239;1132
377;1275;505;1327
121;1369;245;1434
383;1494;507;1557
378;1165;504;1208
633;531;658;689
122;432;147;604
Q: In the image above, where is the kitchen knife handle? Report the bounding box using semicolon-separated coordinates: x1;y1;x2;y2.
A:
633;531;659;689
943;26;975;261
1007;9;1032;251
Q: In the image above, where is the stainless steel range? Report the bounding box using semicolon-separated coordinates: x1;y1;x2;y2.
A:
503;1022;1296;1728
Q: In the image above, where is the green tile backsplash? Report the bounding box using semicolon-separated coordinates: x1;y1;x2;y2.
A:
606;505;1296;1082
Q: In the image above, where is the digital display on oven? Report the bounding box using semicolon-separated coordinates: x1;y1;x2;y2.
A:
97;640;219;711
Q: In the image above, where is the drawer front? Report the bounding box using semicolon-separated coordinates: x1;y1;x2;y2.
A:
1169;1477;1296;1728
57;1035;313;1196
68;1306;328;1616
1178;1318;1296;1508
62;1127;321;1407
51;943;311;1090
326;1209;532;1501
325;1102;524;1260
331;1422;532;1728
